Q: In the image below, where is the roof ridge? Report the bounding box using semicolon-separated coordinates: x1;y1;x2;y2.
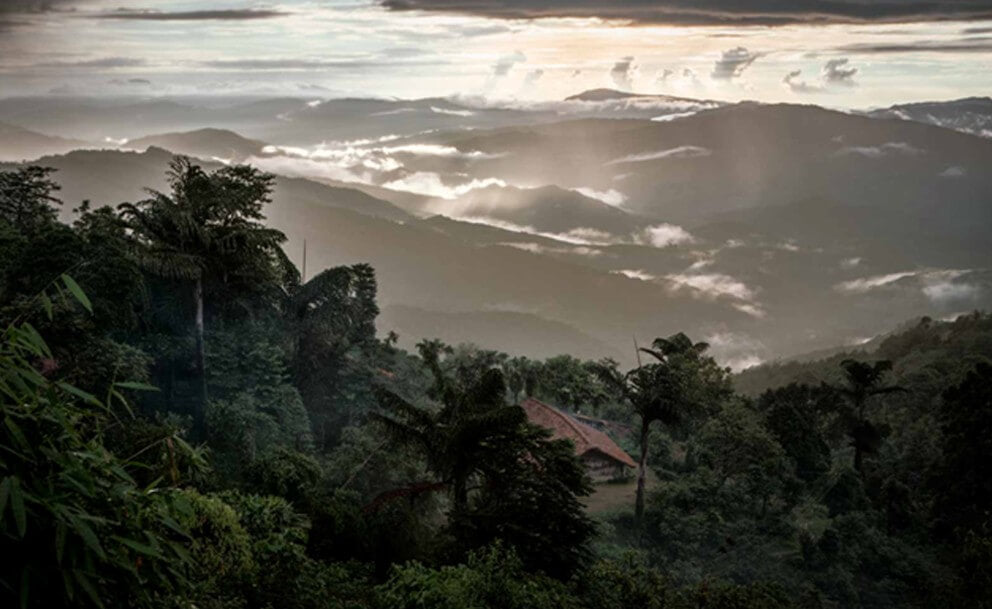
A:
522;398;592;447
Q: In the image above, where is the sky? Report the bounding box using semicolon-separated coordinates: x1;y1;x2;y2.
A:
0;0;990;107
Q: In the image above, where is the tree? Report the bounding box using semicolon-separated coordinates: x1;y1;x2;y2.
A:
758;383;833;483
596;333;731;522
833;359;904;474
118;157;286;438
284;263;379;449
373;344;593;576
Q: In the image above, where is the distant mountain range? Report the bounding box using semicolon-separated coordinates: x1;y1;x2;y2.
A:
0;122;89;161
867;97;992;139
1;93;989;369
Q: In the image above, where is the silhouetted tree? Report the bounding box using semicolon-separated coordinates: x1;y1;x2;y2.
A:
119;157;285;438
833;359;904;473
596;332;731;522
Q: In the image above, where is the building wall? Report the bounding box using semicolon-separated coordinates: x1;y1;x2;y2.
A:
582;453;631;482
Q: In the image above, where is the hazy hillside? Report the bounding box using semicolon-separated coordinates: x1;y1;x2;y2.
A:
0;121;91;161
868;97;992;138
125;128;267;163
379;305;625;362
733;312;992;396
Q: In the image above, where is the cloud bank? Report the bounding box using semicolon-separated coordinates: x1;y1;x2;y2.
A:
382;0;992;25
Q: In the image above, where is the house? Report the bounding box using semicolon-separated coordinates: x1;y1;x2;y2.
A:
519;397;637;481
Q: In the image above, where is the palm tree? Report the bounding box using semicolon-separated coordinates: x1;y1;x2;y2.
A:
284;263;379;449
835;359;905;473
597;333;728;522
119;157;285;438
373;341;523;512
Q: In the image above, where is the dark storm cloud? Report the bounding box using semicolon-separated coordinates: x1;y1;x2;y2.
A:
711;47;759;80
379;0;992;26
91;9;289;21
0;1;81;13
837;37;992;52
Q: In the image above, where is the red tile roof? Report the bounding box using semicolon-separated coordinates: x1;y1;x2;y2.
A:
520;397;637;468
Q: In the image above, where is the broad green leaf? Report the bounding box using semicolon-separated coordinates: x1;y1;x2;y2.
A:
60;274;92;313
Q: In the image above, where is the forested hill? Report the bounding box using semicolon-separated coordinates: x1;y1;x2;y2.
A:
2;160;990;609
734;312;992;396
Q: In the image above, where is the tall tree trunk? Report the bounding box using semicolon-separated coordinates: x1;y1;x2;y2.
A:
192;276;207;441
853;396;864;474
453;475;468;514
635;418;651;524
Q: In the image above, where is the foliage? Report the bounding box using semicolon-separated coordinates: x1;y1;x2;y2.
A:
0;284;191;609
375;543;578;609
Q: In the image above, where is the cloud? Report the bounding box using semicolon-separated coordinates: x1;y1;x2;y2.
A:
0;0;80;13
606;145;711;165
430;106;474;116
108;77;152;86
642;223;695;247
572;187;627;207
939;165;966;177
837;39;992;54
784;58;859;93
523;69;545;88
841;257;863;269
783;70;822;93
33;56;147;68
383;173;508;199
92;9;288;21
923;281;980;303
493;50;526;77
379;0;992;26
665;272;755;301
705;332;765;371
610;56;636;90
711;47;759;80
614;269;656;281
834;141;925;158
822;58;858;85
836;270;918;292
200;58;439;70
835;268;980;303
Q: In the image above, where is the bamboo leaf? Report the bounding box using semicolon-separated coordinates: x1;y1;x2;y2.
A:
10;477;26;537
73;570;104;609
60;274;92;313
40;292;53;320
0;477;10;520
115;535;163;558
56;382;101;407
113;381;160;392
73;518;105;559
